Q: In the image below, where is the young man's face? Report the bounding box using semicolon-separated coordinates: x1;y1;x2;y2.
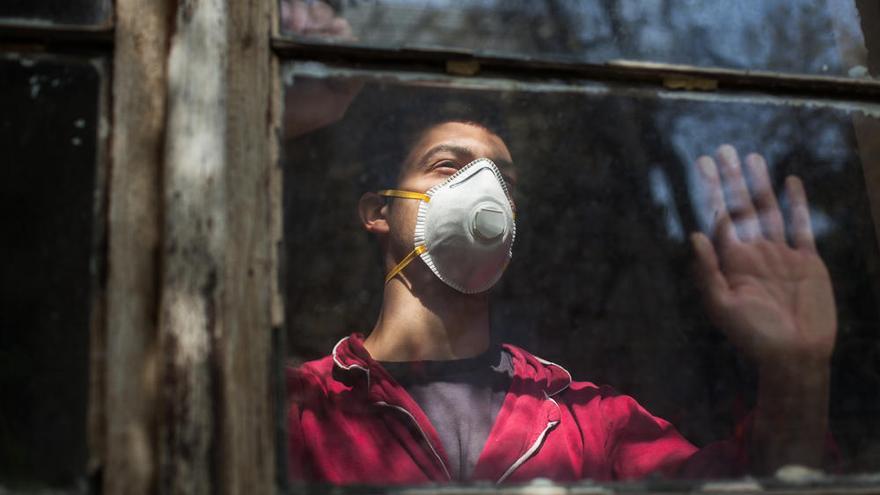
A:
384;122;517;263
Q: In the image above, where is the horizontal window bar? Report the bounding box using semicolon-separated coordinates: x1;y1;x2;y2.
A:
272;38;880;102
0;22;113;51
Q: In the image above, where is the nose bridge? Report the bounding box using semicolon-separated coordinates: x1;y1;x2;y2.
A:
449;162;495;189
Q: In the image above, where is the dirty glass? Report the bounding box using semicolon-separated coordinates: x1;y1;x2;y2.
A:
0;53;105;490
280;62;880;485
278;0;876;80
0;0;111;27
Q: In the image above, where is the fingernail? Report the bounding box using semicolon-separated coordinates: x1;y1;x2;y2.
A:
697;157;717;179
718;145;739;169
745;154;763;173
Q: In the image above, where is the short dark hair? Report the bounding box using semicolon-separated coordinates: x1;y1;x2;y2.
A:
356;96;508;193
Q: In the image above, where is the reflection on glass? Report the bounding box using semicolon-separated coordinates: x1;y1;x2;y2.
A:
278;0;874;79
281;65;880;485
0;54;104;488
0;0;111;27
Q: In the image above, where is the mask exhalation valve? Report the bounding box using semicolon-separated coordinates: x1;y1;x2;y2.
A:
472;205;506;242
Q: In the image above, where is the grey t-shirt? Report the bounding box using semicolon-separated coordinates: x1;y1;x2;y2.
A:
380;345;514;480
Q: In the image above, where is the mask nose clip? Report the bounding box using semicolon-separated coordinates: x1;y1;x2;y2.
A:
472;204;507;242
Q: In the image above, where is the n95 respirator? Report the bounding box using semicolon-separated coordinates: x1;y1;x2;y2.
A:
379;157;516;294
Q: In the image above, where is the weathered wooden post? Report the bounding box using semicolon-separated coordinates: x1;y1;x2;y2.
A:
106;0;277;493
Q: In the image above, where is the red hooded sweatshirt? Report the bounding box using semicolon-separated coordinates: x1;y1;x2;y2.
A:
287;334;747;485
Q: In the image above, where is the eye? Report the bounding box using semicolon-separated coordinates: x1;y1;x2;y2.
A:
431;159;459;174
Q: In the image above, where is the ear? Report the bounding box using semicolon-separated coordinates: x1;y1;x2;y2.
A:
358;192;390;234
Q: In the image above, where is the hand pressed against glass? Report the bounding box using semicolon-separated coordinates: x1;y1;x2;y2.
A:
690;145;836;471
691;145;837;367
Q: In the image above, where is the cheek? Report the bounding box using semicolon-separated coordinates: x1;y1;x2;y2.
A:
388;199;419;245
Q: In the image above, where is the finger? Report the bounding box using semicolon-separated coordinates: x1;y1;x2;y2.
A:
289;0;310;33
328;17;354;39
713;211;739;263
744;153;785;242
308;1;337;27
716;144;761;241
697;155;739;243
690;232;731;311
786;175;817;253
280;1;293;30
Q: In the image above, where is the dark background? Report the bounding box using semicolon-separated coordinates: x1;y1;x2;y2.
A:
0;54;102;488
283;77;880;474
0;0;111;26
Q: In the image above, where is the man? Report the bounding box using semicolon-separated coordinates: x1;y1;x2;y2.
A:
286;118;837;484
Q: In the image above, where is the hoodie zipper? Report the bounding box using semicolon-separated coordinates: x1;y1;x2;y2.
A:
374;401;452;481
495;393;563;484
375;399;558;485
496;419;559;484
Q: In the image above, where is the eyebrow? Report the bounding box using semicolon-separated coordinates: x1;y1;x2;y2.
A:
418;144;517;183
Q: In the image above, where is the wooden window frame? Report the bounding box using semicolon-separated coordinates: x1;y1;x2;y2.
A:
2;0;880;493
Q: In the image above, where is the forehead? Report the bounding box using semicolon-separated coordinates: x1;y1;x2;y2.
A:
406;122;512;163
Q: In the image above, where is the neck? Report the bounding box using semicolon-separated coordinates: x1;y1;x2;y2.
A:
364;270;491;362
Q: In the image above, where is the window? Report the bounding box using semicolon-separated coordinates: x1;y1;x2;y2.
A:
281;62;880;482
0;47;107;492
279;0;880;489
2;0;879;493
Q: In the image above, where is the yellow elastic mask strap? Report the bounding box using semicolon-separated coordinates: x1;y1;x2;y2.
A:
385;245;428;284
378;189;431;203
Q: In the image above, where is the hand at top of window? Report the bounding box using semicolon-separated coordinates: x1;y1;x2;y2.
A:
280;2;363;138
281;0;354;40
689;145;837;369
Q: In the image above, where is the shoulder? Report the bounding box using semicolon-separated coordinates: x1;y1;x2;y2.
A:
505;345;658;425
559;375;661;419
559;378;638;421
286;354;337;401
502;342;619;403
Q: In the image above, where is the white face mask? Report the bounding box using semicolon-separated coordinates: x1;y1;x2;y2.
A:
379;157;516;293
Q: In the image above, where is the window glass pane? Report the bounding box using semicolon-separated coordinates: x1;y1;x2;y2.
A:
0;0;111;27
281;62;880;485
0;53;105;489
278;0;876;80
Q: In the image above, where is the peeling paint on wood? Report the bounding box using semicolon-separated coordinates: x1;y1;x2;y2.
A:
215;0;276;491
104;0;171;494
157;0;275;493
159;0;228;492
270;54;285;330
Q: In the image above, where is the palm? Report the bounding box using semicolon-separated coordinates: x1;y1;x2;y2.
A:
691;146;837;366
715;238;835;363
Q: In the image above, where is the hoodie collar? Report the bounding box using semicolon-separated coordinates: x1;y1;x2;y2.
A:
332;333;572;401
